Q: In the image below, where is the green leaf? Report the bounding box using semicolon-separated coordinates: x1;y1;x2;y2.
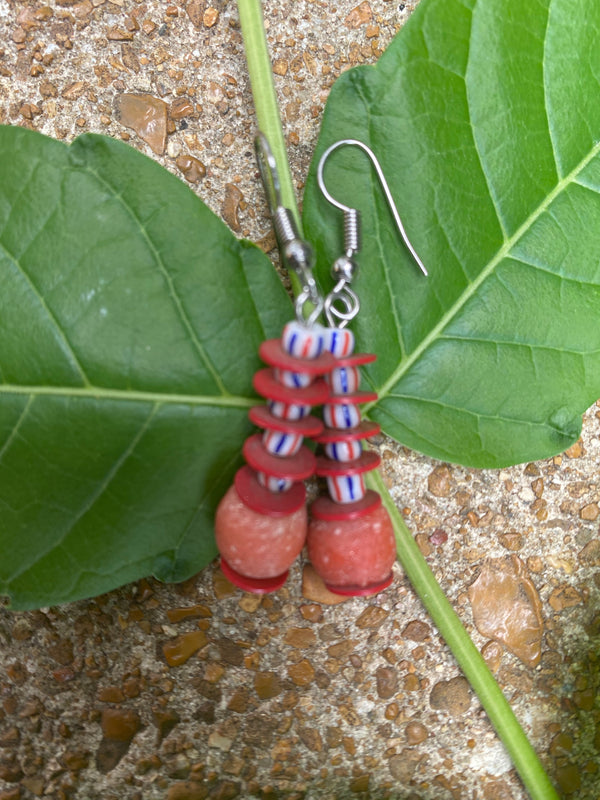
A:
303;0;600;468
0;126;291;609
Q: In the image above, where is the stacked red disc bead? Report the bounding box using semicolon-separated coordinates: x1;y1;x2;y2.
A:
215;321;333;593
307;327;396;596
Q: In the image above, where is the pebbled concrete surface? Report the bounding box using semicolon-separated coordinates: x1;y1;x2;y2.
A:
1;1;599;798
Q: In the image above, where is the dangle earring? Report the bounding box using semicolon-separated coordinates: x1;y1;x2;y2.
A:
214;134;333;593
307;139;427;596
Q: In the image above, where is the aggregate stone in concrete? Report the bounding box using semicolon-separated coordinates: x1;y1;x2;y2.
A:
1;1;600;799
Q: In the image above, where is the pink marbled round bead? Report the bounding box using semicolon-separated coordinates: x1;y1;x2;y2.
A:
307;504;395;594
215;485;307;580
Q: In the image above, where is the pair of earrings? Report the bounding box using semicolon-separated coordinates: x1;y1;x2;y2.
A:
215;135;427;597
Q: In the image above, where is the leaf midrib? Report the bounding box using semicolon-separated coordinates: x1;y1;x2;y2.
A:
0;383;254;409
370;138;600;407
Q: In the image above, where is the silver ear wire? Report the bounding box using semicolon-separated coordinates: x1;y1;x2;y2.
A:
317;139;427;329
255;133;323;327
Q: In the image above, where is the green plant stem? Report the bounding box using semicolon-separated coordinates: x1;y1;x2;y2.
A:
237;2;559;798
368;469;559;800
236;0;301;232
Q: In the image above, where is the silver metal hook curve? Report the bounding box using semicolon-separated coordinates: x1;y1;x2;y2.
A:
317;138;428;276
255;132;324;326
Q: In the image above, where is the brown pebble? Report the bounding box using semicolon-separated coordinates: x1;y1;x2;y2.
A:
203;7;219;27
573;688;594;710
154;708;180;744
327;640;357;659
284;627;317;649
404;674;420;692
482;778;514;799
108;26;134;41
254;672;282;700
405;721;428;744
213;567;236;598
238;593;261;613
163;630;207;667
468;555;543;667
578;538;600;566
167;604;212;623
116;93;168;155
0;728;20;746
97;686;125;703
498;532;524;551
297;726;323;752
217;638;244;667
580;502;599;521
402;620;431;642
176;154;206;183
389;749;422;781
375;666;398;699
549;732;573;755
221;183;244;232
345;1;372;29
548;585;582;611
287;659;315;687
167;781;209;800
101;708;141;741
301;564;347;605
384;702;399;720
349;774;370;793
170;97;195;120
5;662;27;685
227;688;250;714
60;749;89;771
186;0;205;28
564;439;584;458
300;603;323;623
427;464;452;497
355;604;389;629
326;726;343;747
556;763;581;794
415;532;433;555
429;676;471;715
481;640;503;673
272;58;288;76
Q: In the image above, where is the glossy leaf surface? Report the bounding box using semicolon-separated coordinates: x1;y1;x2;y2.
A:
304;0;600;467
0;127;291;608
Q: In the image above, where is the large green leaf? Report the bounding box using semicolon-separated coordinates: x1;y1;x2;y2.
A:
303;0;600;468
0;126;291;609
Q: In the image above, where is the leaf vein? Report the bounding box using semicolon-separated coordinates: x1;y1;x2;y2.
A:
371;141;600;407
80;163;229;396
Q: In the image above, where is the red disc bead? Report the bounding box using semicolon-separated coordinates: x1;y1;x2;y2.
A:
220;559;289;594
243;434;316;481
249;405;324;438
331;352;377;368
259;339;335;375
311;489;381;521
314;449;380;477
235;465;306;516
312;419;380;444
253;369;330;406
325;390;378;405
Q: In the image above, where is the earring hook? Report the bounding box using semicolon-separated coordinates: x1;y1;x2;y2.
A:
255;132;323;326
317;138;428;277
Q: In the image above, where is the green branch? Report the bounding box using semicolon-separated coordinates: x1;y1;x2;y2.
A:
236;2;559;798
369;469;559;800
237;0;301;232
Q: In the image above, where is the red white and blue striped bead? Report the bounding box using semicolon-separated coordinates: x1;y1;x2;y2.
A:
312;332;382;510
